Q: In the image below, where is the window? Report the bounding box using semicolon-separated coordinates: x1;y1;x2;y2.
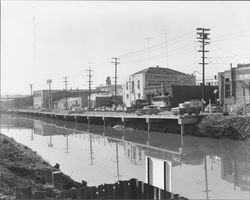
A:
138;93;141;98
137;80;140;89
126;82;128;90
126;94;129;99
225;84;230;97
131;81;134;92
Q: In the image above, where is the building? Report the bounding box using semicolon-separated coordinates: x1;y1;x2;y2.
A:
95;77;124;107
33;89;98;109
95;84;123;96
54;97;83;110
124;66;196;107
218;63;250;112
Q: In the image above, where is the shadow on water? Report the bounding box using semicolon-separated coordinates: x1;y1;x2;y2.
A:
1;113;250;199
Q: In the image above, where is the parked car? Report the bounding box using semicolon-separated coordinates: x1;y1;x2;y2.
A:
125;107;136;113
136;105;160;116
143;105;160;115
204;105;223;113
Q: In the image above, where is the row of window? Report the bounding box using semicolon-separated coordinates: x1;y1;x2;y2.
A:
126;80;140;90
126;93;141;99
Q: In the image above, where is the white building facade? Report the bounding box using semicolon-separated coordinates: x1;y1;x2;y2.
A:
124;66;196;107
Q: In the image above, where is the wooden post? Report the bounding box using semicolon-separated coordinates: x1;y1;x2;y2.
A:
52;171;63;189
181;123;184;147
209;99;212;113
146;118;150;144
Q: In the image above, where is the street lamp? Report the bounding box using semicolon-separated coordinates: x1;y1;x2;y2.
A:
46;79;52;109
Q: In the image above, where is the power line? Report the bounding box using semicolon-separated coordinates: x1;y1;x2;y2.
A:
117;31;194;58
63;77;69;110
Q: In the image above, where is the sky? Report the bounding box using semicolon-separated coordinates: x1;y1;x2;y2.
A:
1;1;250;95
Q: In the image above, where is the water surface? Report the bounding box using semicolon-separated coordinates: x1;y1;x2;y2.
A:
1;114;250;199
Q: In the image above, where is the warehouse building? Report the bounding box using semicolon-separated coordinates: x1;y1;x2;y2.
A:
218;63;250;112
95;76;124;107
124;66;196;107
33;89;98;109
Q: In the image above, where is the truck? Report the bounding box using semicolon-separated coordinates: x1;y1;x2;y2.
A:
171;99;202;115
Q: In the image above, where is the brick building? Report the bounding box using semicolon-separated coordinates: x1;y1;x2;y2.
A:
218;63;250;112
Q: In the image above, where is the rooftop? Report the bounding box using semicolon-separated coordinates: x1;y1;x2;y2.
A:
132;66;188;76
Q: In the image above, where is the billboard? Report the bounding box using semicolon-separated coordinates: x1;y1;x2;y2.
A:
145;74;195;86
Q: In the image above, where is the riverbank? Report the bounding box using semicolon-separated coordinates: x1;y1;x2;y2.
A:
0;133;81;199
195;114;250;140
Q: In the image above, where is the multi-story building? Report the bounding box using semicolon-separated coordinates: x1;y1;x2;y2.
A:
124;66;196;107
218;63;250;112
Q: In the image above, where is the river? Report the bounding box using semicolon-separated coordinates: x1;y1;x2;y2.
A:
1;113;250;199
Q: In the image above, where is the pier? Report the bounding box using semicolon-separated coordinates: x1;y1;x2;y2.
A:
8;109;201;136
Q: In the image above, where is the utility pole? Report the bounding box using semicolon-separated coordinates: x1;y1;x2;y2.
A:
86;69;93;110
63;77;68;110
29;84;33;109
166;32;168;67
145;37;153;67
112;57;120;107
196;28;210;111
47;79;52;109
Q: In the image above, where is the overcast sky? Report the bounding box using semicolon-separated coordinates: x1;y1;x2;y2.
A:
1;1;250;95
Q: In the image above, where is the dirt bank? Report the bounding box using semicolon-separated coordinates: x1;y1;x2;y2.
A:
0;133;81;199
195;114;250;140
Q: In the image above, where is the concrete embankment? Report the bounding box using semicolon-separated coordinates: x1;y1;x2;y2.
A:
194;114;250;140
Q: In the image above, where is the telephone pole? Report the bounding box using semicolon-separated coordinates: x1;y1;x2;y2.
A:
165;32;168;67
145;37;153;67
46;79;52;109
196;28;210;110
63;77;68;110
29;84;33;109
86;69;93;110
111;57;120;107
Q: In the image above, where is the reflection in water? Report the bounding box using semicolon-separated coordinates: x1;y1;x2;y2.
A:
89;133;94;165
0;114;250;199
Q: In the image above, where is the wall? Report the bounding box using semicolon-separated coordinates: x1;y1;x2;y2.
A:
218;64;250;111
124;74;144;107
171;85;218;107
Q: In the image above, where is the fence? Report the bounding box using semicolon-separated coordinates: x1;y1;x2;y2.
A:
16;178;188;200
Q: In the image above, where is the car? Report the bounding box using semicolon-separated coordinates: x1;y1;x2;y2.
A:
135;109;145;116
125;107;136;113
205;105;223;113
135;105;160;115
143;105;160;115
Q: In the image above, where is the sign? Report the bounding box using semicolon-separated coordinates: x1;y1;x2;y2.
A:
145;74;195;86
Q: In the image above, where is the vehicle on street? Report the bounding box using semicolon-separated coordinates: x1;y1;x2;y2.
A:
136;105;160;115
171;99;202;115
